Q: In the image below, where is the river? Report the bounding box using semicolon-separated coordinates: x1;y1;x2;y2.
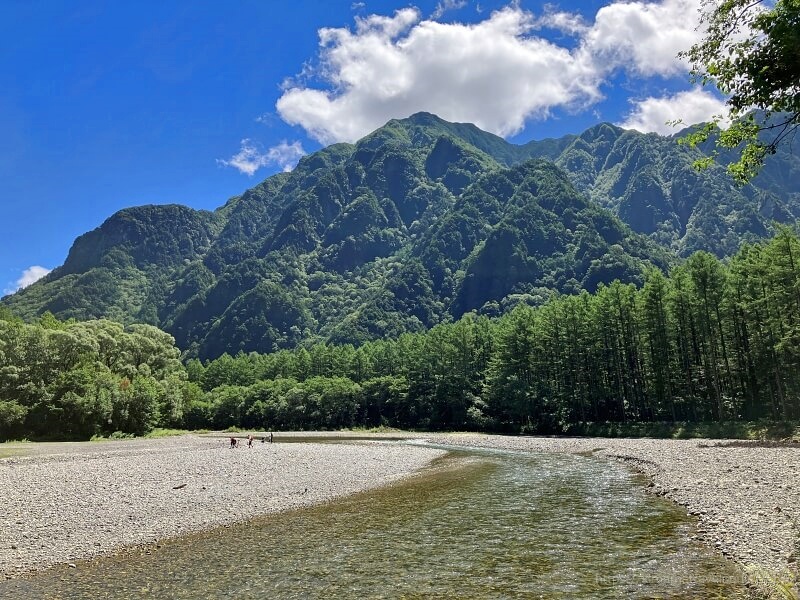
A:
3;443;747;598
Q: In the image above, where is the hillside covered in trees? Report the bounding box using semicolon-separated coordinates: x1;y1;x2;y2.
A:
3;113;799;359
3;229;800;440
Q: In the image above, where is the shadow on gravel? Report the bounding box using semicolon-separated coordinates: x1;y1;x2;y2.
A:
701;440;800;448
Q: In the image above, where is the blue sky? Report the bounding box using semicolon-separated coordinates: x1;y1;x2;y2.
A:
0;0;723;294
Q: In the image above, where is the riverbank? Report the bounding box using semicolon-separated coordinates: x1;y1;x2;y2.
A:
4;432;799;593
0;434;445;580
430;433;800;591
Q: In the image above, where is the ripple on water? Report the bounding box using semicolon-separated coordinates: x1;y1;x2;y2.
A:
1;446;748;599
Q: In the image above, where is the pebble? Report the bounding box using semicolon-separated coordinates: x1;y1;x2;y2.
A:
0;434;444;581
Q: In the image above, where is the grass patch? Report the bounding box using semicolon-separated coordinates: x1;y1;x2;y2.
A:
89;428;208;442
560;420;800;440
0;438;33;459
144;428;206;438
342;425;405;434
744;564;798;600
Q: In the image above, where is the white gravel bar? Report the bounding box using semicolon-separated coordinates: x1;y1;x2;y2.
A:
430;433;800;586
0;434;445;580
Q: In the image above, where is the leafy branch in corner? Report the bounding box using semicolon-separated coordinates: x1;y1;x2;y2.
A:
679;0;800;184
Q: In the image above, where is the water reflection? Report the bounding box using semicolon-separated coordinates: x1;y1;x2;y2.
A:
3;446;746;599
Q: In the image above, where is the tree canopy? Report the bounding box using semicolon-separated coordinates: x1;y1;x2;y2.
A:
682;0;800;183
0;314;193;439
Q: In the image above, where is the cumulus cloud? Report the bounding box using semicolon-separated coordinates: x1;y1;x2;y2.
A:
533;6;589;35
579;0;703;77
6;265;51;294
266;141;307;172
432;0;468;19
278;7;601;143
276;1;709;144
218;139;306;176
619;88;729;135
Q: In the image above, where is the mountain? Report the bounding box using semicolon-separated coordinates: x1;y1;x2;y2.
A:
545;122;800;257
3;113;798;359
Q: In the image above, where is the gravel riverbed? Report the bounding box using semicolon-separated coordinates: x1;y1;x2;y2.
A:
3;432;799;591
0;435;445;580
429;433;800;586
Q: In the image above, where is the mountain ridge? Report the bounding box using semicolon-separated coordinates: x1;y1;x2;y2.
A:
4;113;798;359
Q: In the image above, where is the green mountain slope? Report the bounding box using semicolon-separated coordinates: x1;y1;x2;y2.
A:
4;113;796;359
539;122;800;256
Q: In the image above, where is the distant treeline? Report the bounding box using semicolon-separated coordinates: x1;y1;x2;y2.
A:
3;228;800;439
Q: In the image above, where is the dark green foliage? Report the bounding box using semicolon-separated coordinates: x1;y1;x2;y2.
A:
550;124;800;256
681;1;800;182
0;316;191;440
5;204;220;326
189;228;800;433
446;161;668;314
320;191;405;272
3;113;799;357
62;205;220;275
7;230;800;439
424;135;499;194
199;281;313;359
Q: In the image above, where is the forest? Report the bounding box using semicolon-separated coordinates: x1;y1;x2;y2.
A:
2;227;800;440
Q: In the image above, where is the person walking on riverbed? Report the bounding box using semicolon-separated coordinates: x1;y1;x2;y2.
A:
247;434;253;448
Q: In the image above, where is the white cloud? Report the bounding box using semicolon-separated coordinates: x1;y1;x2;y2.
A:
218;139;306;176
619;88;729;134
275;1;710;144
534;6;589;35
266;141;307;172
6;265;51;294
579;0;703;77
277;7;602;144
432;0;468;20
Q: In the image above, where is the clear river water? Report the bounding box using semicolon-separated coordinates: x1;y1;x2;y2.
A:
4;443;747;598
